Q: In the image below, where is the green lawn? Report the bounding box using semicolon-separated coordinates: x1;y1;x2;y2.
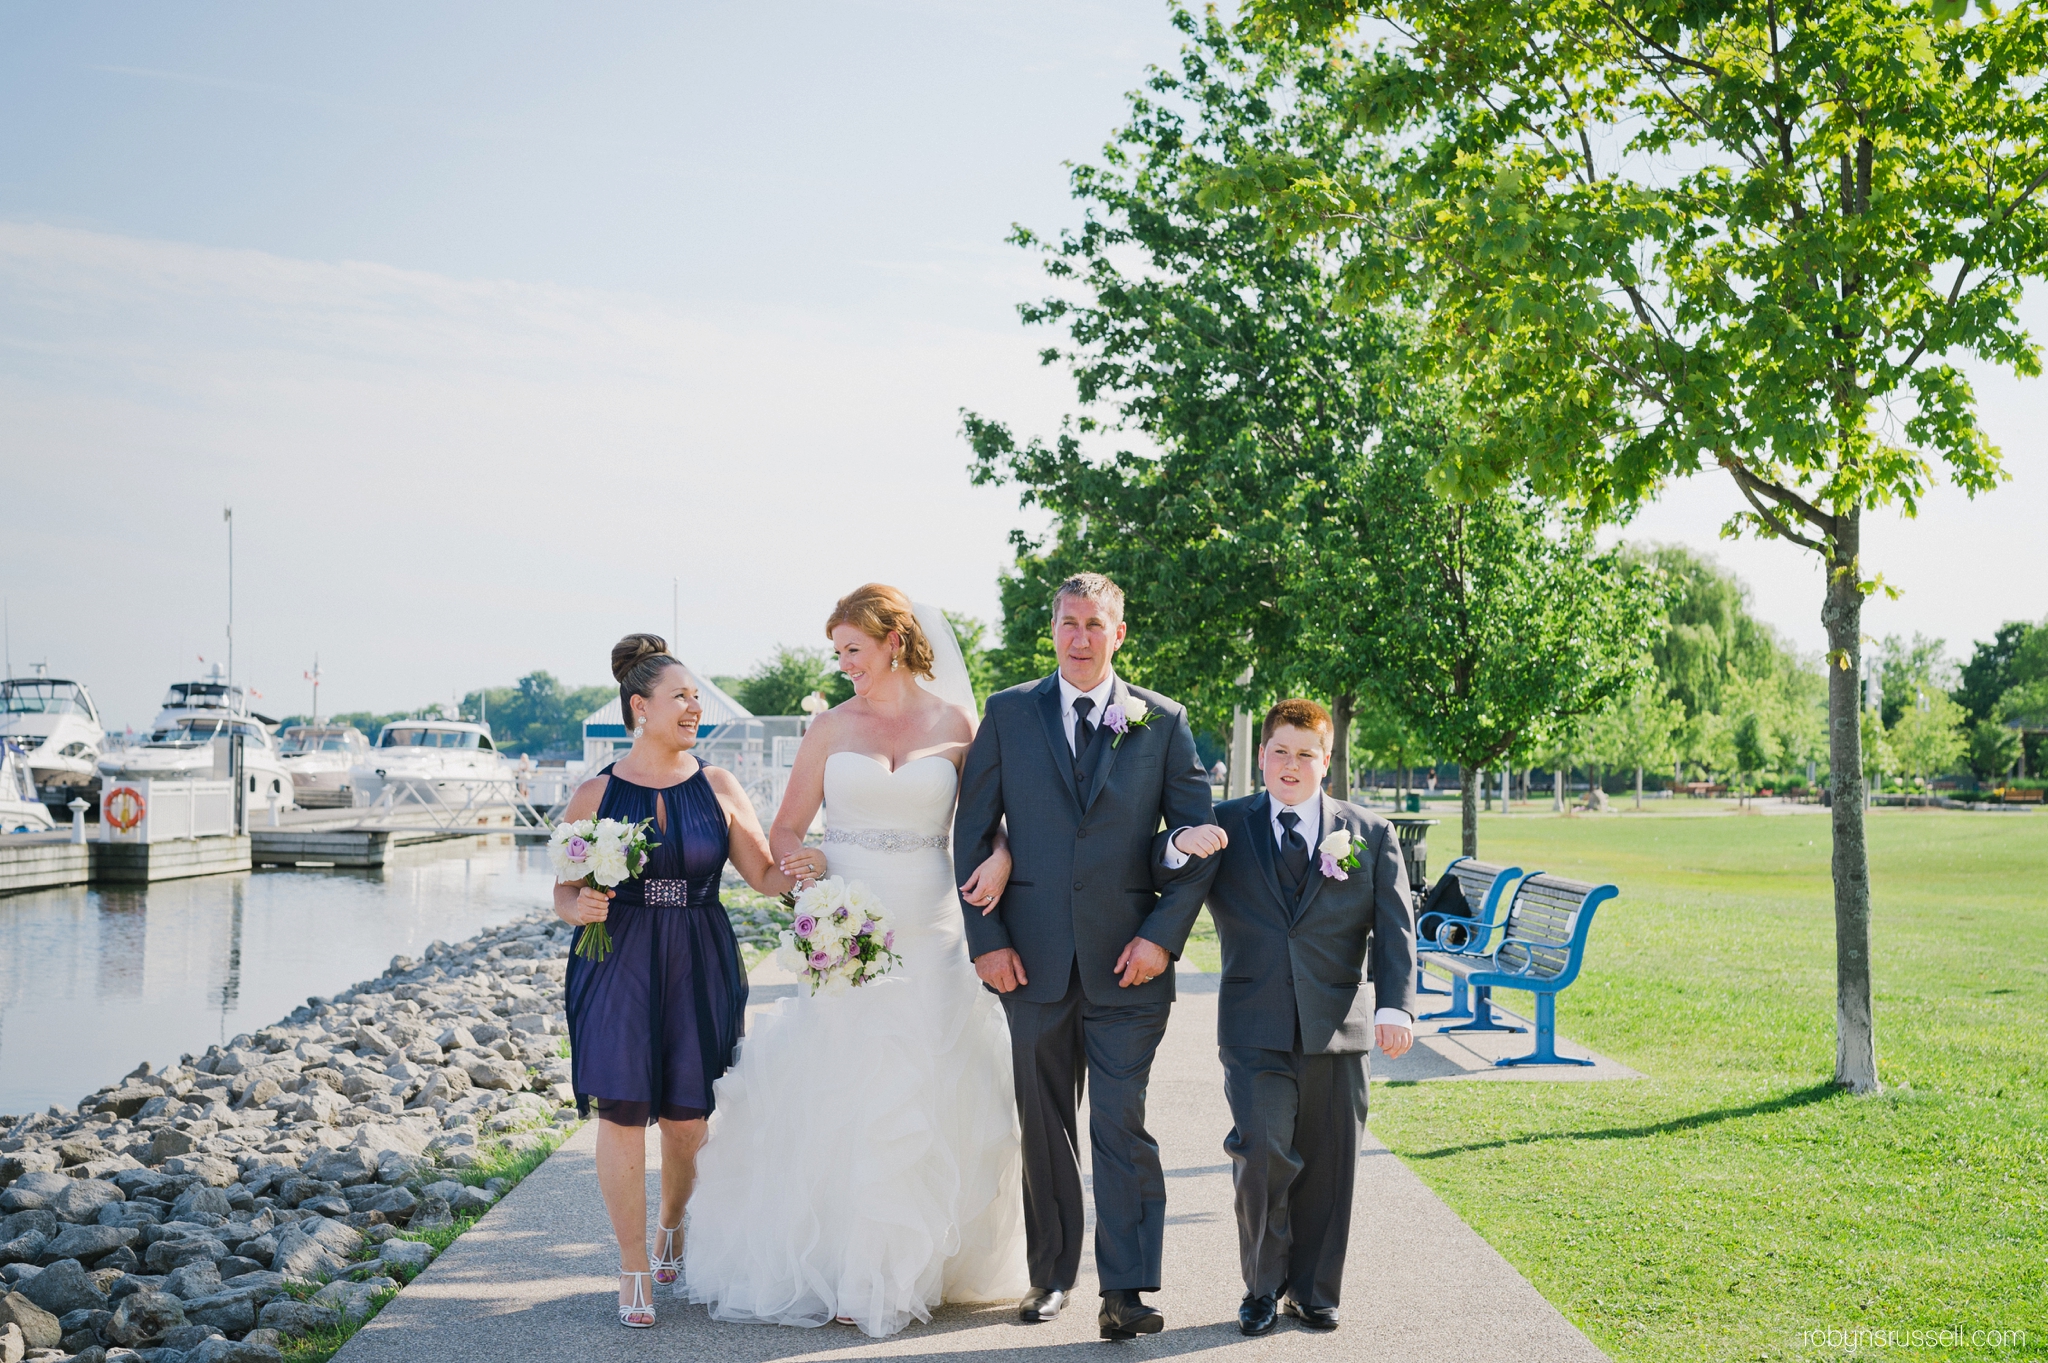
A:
1370;808;2047;1362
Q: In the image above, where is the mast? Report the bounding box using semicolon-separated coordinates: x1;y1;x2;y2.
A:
223;506;235;691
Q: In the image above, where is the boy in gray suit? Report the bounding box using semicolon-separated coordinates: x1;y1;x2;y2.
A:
1159;698;1417;1335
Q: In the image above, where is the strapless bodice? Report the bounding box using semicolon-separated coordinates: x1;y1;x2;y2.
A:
823;751;957;839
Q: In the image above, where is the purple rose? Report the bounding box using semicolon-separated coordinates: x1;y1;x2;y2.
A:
565;835;590;861
833;906;849;920
1102;704;1129;734
793;913;817;937
808;950;832;970
1318;851;1349;881
884;929;896;949
859;919;877;936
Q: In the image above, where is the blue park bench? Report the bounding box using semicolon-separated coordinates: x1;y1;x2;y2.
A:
1414;857;1523;1007
1416;868;1617;1067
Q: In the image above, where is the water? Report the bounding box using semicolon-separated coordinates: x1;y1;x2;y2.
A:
0;835;553;1116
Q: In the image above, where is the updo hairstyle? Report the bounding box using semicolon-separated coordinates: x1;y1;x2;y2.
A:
611;633;683;729
825;584;935;680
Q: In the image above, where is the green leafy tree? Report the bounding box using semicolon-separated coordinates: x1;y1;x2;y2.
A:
1588;677;1684;808
1954;620;2044;721
1968;719;2021;782
1876;633;1956;729
1629;544;1792;720
728;646;851;716
1731;710;1776;802
1222;0;2048;1093
1888;685;1968;785
941;611;1000;712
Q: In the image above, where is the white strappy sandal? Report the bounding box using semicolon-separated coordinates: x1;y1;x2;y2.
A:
652;1223;684;1290
619;1270;655;1328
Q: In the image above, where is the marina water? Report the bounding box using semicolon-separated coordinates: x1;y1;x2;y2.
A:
0;834;550;1115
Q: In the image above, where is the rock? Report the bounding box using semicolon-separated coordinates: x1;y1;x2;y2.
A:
468;1022;507;1046
105;1274;163;1302
457;1057;526;1093
352;1026;400;1059
229;1237;271;1270
58;1307;113;1350
159;1262;220;1302
165;1191;229;1226
266;1224;350;1282
372;1152;425;1188
0;1237;45;1270
298;1069;344;1096
231;1081;281;1113
157;1158;235;1190
408;1070;470;1109
36;1227;133;1268
0;1321;20;1363
106;1171;182;1204
74;1346;110;1363
94;1246;139;1275
242;1327;282;1350
375;1240;433;1275
54;1139;104;1169
298;1150;374;1190
141;1239;223;1275
214;1258;261;1282
298;1197;348;1220
19;1259;107;1316
0;1153;61;1190
92;1091;158;1123
101;1291;184;1348
1;1176;68;1213
433;1026;475;1053
449;1186;496;1216
96;1204;159;1233
274;1179;338;1212
145;1131;197;1164
159;1322;223;1350
507;1012;548;1036
254;1299;336;1338
45;1182;123;1228
185;1336;282;1363
0;1217;56;1247
178;1290;255;1335
281;1093;344;1127
308;1280;383;1323
339;1072;383;1102
0;1292;60;1350
405;1197;452;1232
342;1186;414;1220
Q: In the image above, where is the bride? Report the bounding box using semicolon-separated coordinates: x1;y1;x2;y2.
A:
682;583;1027;1336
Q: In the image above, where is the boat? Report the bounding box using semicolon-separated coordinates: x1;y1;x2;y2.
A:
97;666;294;811
278;725;372;808
0;673;106;803
0;742;56;834
350;719;512;809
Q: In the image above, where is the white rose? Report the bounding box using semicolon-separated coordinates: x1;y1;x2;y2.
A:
1319;828;1353;860
773;932;804;974
1121;695;1149;723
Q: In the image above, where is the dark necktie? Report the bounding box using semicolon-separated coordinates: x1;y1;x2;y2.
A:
1277;808;1310;897
1071;696;1096;789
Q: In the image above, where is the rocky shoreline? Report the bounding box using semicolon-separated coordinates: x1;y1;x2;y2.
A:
0;910;582;1363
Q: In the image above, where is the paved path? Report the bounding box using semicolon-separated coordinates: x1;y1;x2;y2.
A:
337;973;1613;1363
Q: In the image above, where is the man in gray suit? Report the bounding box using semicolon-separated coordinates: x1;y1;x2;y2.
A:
954;572;1222;1340
1159;697;1417;1336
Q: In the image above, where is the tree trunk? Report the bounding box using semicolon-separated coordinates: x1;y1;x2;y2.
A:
1634;765;1643;809
1330;692;1355;800
1553;767;1564;812
1460;764;1478;857
1822;509;1879;1093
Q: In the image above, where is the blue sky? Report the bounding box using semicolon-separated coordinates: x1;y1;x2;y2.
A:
2;2;2042;728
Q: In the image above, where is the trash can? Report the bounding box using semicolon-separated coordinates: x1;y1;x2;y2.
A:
1405;792;1421;814
1386;815;1439;904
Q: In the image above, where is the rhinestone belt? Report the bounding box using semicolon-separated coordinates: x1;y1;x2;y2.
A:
823;827;949;854
643;878;688;907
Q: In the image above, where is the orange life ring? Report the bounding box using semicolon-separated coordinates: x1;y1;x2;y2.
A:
105;785;146;833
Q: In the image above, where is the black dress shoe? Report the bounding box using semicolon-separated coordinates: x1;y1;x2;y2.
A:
1238;1295;1278;1336
1099;1289;1165;1340
1018;1287;1066;1323
1281;1297;1340;1331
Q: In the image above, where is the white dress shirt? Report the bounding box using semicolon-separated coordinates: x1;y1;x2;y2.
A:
1057;670;1119;754
1164;787;1411;1031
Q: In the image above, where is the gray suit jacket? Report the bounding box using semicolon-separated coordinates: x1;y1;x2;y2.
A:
1163;792;1417;1054
954;672;1215;1006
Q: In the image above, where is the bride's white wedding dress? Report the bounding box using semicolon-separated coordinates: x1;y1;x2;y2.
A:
683;751;1027;1337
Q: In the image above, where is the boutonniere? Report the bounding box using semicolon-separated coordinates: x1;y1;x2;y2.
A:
1102;695;1153;748
1318;827;1362;880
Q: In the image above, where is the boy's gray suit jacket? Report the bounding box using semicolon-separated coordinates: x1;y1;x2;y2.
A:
1160;792;1418;1055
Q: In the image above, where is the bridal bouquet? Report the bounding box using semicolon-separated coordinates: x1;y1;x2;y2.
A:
774;876;902;995
549;816;654;962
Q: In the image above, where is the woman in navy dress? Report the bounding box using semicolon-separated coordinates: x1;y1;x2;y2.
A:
554;633;796;1328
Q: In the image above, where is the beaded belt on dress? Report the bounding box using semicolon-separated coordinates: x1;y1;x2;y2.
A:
642;878;697;907
823;828;949;854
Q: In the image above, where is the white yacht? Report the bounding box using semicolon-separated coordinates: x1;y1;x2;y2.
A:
98;667;294;811
0;742;56;834
351;719;512;809
279;725;371;808
0;674;105;802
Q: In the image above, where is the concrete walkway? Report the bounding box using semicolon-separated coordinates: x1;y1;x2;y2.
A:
336;972;1612;1363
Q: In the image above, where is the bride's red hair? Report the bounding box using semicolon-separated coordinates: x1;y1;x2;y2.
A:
826;584;935;680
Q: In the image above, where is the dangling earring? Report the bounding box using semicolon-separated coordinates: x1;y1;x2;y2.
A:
634;714;646;739
890;654;902;671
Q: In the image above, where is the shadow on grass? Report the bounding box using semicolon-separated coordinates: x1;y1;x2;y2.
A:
1399;1081;1844;1161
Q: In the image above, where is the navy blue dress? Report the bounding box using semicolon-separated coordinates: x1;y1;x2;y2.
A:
564;763;748;1125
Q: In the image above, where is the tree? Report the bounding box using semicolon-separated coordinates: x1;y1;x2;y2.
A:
1888;685;1968;786
1337;417;1661;853
1221;0;2048;1093
963;8;1400;740
1954;619;2044;722
728;646;850;717
1876;633;1956;729
1968;719;2021;782
1588;677;1684;808
942;612;1001;712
